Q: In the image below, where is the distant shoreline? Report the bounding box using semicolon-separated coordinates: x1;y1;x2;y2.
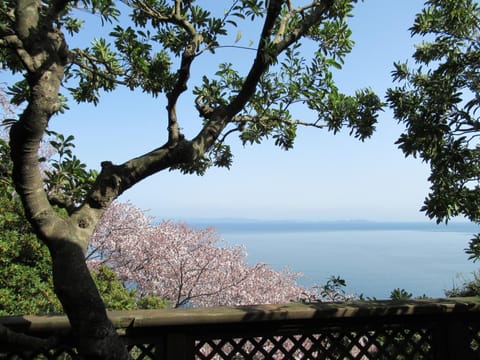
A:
183;219;479;234
199;221;479;299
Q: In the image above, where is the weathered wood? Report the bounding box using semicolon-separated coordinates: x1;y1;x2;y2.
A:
108;297;480;329
1;298;479;359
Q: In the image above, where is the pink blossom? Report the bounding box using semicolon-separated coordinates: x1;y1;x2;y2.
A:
88;201;310;307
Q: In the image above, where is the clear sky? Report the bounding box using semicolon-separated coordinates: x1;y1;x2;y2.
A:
45;0;433;222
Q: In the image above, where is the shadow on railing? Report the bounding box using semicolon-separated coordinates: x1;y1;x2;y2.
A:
1;297;480;359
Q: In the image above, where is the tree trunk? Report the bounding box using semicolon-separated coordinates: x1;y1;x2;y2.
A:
50;241;130;359
6;2;131;355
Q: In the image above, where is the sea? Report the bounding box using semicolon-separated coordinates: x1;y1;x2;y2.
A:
189;220;480;299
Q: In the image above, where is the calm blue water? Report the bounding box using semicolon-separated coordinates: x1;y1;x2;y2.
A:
190;220;479;299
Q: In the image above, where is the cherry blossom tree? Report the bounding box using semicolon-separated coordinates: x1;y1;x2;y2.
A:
89;201;309;307
1;0;380;355
0;83;15;135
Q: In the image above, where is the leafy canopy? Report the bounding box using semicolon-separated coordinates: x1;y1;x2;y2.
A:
2;0;381;176
1;1;382;355
387;0;480;259
0;138;60;315
0;137;166;315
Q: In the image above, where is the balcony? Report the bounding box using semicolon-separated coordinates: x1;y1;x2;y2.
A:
1;297;480;359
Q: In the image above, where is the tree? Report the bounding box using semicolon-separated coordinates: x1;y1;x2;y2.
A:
0;138;61;315
0;89;168;314
445;271;480;297
89;201;309;308
0;83;14;127
389;288;413;301
387;0;480;258
0;138;168;315
0;0;381;357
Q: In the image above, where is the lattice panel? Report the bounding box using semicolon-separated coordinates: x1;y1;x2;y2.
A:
467;324;480;355
0;344;158;360
128;343;158;359
0;346;78;360
369;328;433;360
2;321;480;359
194;328;434;360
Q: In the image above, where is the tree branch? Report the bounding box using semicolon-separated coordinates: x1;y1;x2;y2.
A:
178;268;255;305
14;0;39;40
124;0;169;21
9;0;87;248
192;0;334;154
186;1;287;160
69;48;127;87
129;0;202;145
1;34;36;72
225;0;283;116
231;114;326;129
48;192;76;214
275;0;333;52
45;0;73;24
0;323;62;352
80;141;193;214
166;28;201;144
274;1;328;43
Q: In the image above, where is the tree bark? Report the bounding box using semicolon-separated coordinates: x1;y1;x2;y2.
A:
51;241;129;359
10;106;131;359
6;1;131;357
3;0;338;357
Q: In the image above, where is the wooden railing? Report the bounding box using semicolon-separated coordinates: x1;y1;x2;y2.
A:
1;298;480;359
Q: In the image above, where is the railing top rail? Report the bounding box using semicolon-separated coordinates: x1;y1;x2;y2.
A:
2;297;480;333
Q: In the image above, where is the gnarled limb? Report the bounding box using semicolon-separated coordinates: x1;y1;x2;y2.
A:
6;1;130;358
0;323;60;352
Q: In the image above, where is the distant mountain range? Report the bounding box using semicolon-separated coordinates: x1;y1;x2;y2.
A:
183;219;479;233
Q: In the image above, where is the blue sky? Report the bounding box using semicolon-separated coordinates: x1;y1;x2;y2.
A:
45;0;433;221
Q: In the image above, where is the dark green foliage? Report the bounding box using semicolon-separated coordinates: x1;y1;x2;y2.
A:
92;265;170;310
389;288;413;301
3;0;381;176
0;214;62;315
0;139;167;315
387;0;480;259
0;138;61;315
43;130;98;211
303;275;354;302
1;0;382;355
445;272;480;297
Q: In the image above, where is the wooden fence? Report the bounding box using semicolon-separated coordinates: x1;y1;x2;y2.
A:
1;298;480;359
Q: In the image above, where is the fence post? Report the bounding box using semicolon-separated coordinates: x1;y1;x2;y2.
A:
447;319;474;360
434;317;474;360
165;333;194;360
